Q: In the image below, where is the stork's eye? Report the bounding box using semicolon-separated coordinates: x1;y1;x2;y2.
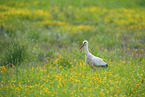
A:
84;42;86;44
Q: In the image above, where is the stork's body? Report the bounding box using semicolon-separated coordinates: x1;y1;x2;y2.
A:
80;40;108;67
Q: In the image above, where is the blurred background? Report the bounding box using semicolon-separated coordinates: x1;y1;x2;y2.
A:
0;0;145;65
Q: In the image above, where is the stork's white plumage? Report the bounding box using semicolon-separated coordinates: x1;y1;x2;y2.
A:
80;40;108;67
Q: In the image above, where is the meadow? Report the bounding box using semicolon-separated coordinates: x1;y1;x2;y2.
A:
0;0;145;96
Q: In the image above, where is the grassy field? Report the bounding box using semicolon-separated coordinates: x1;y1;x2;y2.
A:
0;0;145;96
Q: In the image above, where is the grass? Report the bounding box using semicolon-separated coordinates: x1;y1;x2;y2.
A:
0;0;145;96
1;41;27;66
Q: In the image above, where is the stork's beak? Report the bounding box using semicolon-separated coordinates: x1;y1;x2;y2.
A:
79;44;84;50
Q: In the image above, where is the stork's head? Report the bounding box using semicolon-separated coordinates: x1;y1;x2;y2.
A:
79;40;88;49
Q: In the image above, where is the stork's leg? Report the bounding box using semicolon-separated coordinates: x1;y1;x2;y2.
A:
91;63;94;67
91;63;94;69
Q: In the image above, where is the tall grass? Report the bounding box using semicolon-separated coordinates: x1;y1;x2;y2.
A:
0;41;27;66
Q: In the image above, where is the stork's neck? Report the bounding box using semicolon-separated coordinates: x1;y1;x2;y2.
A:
85;44;89;55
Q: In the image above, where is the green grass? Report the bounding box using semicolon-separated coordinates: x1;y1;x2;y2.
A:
0;0;145;96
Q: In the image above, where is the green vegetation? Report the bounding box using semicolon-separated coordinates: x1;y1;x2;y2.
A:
0;0;145;96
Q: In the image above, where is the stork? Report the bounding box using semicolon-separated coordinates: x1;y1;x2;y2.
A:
79;40;108;67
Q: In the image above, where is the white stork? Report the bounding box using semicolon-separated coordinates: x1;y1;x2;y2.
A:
79;40;108;67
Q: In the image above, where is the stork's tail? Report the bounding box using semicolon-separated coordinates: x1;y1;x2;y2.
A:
101;64;108;67
103;60;108;67
105;64;108;67
96;64;108;67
